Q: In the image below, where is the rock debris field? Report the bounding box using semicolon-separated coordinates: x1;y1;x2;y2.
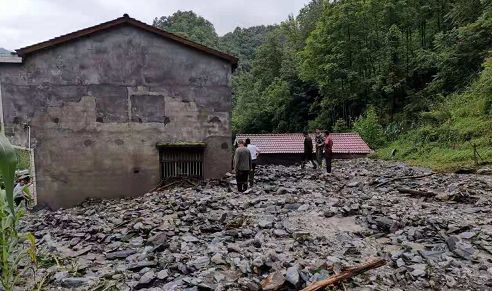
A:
21;159;492;290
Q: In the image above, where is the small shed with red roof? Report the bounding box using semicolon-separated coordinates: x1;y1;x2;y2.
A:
235;133;372;165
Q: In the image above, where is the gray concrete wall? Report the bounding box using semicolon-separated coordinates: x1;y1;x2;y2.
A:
0;25;232;209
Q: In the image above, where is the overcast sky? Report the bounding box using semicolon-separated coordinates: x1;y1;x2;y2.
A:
0;0;310;51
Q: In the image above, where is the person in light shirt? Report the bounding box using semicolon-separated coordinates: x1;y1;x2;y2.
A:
245;138;260;187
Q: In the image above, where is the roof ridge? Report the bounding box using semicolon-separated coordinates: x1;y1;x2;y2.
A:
235;132;371;154
15;14;238;67
237;132;359;135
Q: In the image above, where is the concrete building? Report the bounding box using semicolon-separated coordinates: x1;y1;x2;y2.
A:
235;133;372;165
0;15;237;209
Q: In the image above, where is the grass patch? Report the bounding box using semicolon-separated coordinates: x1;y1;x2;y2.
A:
378;144;491;171
377;58;492;172
16;149;30;170
377;115;492;172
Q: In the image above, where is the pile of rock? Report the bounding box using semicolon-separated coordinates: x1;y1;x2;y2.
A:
19;159;492;290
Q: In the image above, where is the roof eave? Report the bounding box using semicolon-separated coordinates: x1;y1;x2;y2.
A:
15;15;238;67
15;17;127;57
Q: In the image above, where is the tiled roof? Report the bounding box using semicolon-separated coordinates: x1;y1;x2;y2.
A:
15;14;238;67
235;133;372;154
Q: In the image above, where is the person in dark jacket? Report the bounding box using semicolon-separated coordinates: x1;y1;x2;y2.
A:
233;139;252;192
302;132;318;169
315;129;325;167
324;131;334;173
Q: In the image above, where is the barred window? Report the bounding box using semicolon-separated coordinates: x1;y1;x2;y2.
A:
158;143;205;180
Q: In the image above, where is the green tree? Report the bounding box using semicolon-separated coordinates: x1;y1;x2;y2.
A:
431;1;492;94
220;25;277;70
297;0;327;41
231;0;323;134
353;106;386;148
227;0;491;141
153;11;219;48
333;118;350;132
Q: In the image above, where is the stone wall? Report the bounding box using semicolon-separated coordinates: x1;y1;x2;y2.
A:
0;25;232;209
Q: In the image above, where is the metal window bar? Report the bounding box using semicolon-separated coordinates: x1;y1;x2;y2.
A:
160;147;204;180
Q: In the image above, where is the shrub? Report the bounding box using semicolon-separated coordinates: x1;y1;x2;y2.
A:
332;118;350;132
353;106;386;148
384;121;404;142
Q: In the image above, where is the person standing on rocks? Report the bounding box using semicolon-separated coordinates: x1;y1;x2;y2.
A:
324;131;334;173
245;138;260;187
315;129;325;167
302;132;318;169
234;139;252;192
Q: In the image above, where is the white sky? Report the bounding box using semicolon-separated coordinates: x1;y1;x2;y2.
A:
0;0;310;51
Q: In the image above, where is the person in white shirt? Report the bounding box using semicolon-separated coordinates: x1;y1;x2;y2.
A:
245;138;260;187
13;174;33;207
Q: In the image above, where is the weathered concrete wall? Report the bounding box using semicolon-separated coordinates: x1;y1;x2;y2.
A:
0;25;232;209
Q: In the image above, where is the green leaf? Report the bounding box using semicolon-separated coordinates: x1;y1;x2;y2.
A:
26;232;37;265
0;134;17;215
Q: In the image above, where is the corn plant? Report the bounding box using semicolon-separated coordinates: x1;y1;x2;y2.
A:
0;133;37;290
0;134;16;215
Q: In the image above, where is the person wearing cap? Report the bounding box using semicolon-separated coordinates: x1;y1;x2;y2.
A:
13;174;33;206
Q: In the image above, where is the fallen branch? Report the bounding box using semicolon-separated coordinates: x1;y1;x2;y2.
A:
376;172;434;188
160;179;183;190
184;179;198;187
397;187;438;197
153;177;200;191
301;258;386;291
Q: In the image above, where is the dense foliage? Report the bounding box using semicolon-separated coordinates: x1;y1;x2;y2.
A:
353;106;386;149
152;11;275;70
153;11;220;48
220;25;277;70
233;0;491;134
153;1;492;168
378;58;492;170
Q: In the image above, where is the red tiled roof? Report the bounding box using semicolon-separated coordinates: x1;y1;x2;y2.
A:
235;133;372;154
15;14;238;67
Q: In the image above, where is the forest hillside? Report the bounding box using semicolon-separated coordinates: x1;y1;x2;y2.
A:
152;0;492;171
